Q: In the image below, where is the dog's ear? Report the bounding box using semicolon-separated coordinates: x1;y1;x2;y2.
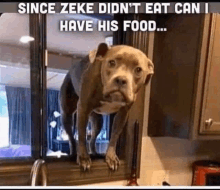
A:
145;60;154;85
89;43;109;63
147;59;154;75
96;43;109;57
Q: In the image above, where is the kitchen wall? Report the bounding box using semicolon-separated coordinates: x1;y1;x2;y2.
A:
85;80;220;187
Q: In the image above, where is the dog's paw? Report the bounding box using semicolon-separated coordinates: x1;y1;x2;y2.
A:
105;147;120;171
77;154;92;171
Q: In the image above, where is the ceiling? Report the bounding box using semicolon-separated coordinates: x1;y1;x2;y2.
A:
0;64;67;90
0;13;113;90
0;13;112;54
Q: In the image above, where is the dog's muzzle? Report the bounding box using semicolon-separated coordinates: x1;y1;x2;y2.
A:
103;89;133;105
113;76;128;88
104;91;125;102
103;75;134;105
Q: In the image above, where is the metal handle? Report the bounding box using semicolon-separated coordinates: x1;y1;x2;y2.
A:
205;118;213;129
30;159;47;186
45;49;48;67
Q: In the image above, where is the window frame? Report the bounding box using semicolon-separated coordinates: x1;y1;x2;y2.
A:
0;13;151;186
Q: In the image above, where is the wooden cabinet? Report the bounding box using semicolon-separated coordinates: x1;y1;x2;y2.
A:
200;14;220;135
148;13;220;140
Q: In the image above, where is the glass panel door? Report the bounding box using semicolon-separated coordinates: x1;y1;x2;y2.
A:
0;13;32;158
46;14;113;158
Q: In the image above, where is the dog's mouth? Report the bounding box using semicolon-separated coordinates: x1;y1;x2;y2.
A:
103;90;127;103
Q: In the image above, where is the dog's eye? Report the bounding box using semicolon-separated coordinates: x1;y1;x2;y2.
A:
108;60;116;68
135;67;143;76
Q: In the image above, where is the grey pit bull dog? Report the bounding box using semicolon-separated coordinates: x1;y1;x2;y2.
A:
59;43;154;171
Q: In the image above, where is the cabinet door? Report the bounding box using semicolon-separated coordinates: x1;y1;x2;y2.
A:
200;13;220;134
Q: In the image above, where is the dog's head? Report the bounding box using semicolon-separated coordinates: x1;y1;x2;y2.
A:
89;43;154;105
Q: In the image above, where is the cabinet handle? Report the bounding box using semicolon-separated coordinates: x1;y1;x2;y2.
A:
30;159;47;186
205;118;213;129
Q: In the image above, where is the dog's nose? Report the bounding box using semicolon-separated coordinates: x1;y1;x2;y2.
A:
114;76;127;87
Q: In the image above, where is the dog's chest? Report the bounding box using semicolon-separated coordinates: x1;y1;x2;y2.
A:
93;101;125;114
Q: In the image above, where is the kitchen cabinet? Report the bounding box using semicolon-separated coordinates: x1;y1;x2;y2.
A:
148;13;220;140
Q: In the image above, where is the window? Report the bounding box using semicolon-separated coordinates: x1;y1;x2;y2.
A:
0;85;9;148
0;12;148;186
0;13;32;159
45;14;113;159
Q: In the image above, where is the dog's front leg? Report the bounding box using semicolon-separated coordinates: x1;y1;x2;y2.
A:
105;106;129;170
76;101;91;171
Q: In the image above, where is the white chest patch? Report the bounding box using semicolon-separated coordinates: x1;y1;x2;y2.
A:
94;101;126;114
